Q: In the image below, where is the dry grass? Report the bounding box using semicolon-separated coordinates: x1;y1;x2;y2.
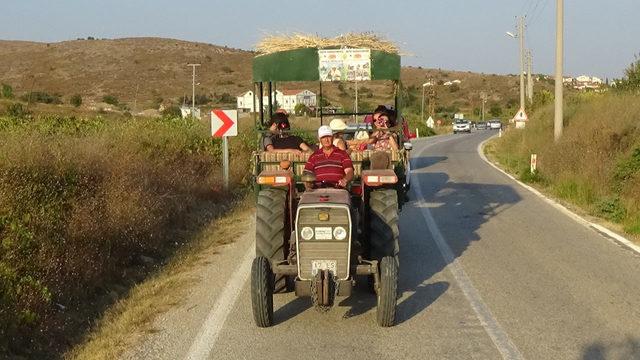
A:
66;200;253;360
489;92;640;239
0;114;254;358
256;32;399;54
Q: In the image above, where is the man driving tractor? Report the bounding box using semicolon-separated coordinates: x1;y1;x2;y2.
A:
303;125;354;190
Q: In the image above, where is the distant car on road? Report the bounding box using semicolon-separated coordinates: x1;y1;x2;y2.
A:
489;120;502;130
453;120;471;134
476;121;487;130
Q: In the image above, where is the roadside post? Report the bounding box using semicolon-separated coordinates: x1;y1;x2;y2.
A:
530;154;537;174
416;128;420;139
211;109;238;190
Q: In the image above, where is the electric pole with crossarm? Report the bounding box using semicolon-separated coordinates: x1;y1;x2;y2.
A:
187;63;201;116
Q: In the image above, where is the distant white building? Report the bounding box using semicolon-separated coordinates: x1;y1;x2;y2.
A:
236;91;256;112
180;106;201;119
451;79;462;84
236;89;316;113
443;81;453;86
574;75;603;90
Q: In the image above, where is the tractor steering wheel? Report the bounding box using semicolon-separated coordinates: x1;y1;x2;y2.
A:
315;180;341;189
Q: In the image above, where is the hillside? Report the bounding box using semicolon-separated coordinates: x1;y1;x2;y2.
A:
0;38;253;110
0;37;554;117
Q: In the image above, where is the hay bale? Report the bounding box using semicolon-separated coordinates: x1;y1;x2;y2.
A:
256;32;399;55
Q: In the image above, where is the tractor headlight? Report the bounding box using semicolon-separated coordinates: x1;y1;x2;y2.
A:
300;227;314;240
333;226;347;240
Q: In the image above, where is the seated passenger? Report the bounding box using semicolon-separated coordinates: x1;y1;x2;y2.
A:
370;110;399;151
364;104;388;124
264;112;311;155
329;118;348;151
304;125;354;189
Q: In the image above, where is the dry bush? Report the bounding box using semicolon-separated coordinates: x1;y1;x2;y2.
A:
0;114;246;357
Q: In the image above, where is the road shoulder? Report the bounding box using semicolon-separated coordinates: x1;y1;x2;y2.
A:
68;202;255;360
479;136;640;256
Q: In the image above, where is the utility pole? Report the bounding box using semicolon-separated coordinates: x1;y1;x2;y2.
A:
354;80;358;121
421;82;428;122
518;16;526;111
506;17;526;112
480;91;487;121
428;85;436;117
527;50;533;103
554;0;564;141
187;63;201;116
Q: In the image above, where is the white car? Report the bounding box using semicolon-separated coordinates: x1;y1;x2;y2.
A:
453;120;471;134
489;120;503;130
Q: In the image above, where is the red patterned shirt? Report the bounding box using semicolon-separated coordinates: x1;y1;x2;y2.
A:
304;146;353;183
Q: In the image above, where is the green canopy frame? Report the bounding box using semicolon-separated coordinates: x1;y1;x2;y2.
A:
251;48;402;127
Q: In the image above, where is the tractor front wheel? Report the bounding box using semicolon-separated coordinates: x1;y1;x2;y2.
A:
376;256;398;327
368;189;400;268
256;188;290;293
251;256;274;327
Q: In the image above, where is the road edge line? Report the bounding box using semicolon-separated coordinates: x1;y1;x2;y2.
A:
185;240;254;360
413;137;525;360
478;137;640;256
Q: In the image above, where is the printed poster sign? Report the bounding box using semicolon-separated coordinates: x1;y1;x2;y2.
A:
319;49;371;82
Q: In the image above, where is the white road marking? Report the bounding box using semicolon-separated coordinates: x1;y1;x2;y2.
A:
477;137;640;256
413;136;525;360
185;246;254;360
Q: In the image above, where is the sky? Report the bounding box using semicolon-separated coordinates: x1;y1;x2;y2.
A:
1;0;638;79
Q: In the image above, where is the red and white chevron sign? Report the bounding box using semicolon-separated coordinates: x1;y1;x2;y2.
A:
211;109;238;137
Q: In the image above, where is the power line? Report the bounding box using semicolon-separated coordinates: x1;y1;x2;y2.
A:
528;0;550;28
519;0;534;17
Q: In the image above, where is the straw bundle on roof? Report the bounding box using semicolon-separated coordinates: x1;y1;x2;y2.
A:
256;32;399;54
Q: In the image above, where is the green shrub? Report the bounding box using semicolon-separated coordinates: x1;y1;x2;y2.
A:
20;91;62;104
614;54;640;92
69;94;82;107
5;103;31;118
519;168;545;184
102;94;119;106
596;196;626;222
294;103;311;116
613;147;640;189
215;92;234;104
1;84;13;99
489;105;502;117
161;105;182;118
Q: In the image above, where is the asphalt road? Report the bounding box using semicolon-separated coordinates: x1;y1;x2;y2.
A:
126;130;640;360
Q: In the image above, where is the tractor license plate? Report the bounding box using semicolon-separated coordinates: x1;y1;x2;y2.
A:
311;260;337;276
314;227;332;240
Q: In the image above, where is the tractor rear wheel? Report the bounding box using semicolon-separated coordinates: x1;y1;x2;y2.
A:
376;256;398;327
256;188;290;293
251;256;274;327
368;189;400;268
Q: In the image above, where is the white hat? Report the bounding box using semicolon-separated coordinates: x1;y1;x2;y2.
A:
318;125;333;138
329;118;347;131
